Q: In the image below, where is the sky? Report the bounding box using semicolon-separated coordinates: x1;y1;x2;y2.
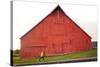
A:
13;0;98;50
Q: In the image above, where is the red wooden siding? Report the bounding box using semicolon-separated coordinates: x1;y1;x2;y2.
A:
20;5;93;59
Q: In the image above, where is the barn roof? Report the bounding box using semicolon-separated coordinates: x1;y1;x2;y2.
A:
20;5;91;39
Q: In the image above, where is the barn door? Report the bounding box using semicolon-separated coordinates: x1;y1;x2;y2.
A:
36;47;45;57
31;46;46;57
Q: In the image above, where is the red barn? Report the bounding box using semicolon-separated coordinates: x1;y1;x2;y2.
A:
20;5;93;59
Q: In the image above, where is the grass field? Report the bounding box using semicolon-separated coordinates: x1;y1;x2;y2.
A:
13;48;97;65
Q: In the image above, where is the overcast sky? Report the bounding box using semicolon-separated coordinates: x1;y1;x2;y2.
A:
13;0;98;50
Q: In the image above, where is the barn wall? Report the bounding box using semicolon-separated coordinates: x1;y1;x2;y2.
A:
20;6;93;59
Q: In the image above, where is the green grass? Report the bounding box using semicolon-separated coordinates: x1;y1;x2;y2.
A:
13;48;97;65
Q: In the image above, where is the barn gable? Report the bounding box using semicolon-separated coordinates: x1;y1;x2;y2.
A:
20;5;91;39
